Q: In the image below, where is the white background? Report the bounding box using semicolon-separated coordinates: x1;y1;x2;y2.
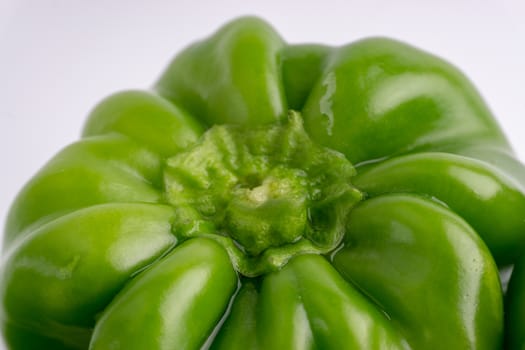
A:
0;1;525;344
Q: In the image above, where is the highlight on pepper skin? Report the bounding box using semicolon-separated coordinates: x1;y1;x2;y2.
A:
2;16;525;349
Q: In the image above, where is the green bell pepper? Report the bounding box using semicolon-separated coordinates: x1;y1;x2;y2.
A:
2;16;525;349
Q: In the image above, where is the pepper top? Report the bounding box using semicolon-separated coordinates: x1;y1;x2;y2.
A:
164;111;362;276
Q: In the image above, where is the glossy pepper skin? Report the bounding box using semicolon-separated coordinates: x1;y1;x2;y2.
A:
2;16;524;349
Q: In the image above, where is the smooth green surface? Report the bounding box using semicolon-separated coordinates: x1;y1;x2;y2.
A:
83;90;204;156
506;261;525;349
212;256;410;349
155;16;287;126
3;134;164;247
505;259;525;350
281;44;332;110
2;16;524;349
301;37;511;165
89;238;237;350
2;203;177;348
333;194;502;349
354;152;525;266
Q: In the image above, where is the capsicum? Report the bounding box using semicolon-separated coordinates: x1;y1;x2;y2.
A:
2;16;525;349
